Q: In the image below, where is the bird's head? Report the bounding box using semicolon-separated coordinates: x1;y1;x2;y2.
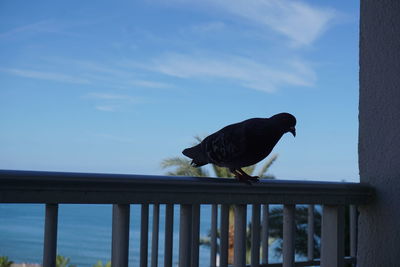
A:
272;112;297;137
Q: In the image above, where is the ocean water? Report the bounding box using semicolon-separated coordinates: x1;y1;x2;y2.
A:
0;204;220;266
0;204;283;266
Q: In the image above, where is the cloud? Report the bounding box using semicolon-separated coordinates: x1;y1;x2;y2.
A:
129;79;171;89
86;92;133;112
230;0;336;46
0;20;58;39
174;0;336;47
191;21;226;33
95;105;117;112
0;17;110;41
86;92;135;101
0;68;90;84
71;60;130;77
56;59;172;89
146;52;316;92
2;58;172;90
85;92;147;112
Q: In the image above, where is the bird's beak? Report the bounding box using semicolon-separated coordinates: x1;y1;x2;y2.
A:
289;126;296;137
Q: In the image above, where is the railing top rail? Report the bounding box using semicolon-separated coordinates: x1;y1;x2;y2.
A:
0;170;374;205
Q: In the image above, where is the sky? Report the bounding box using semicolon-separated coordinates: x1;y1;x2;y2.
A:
0;0;360;182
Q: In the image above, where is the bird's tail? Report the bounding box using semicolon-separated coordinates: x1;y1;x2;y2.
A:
182;144;208;167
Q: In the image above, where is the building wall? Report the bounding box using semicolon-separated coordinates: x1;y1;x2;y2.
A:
358;0;400;265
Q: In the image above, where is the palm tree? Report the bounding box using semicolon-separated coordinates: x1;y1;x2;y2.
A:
268;205;322;259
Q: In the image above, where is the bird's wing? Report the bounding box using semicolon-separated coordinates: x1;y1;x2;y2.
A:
202;120;254;165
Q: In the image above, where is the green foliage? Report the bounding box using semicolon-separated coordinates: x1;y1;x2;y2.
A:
0;256;13;267
256;154;278;179
269;205;322;257
161;157;209;177
211;164;234;178
269;205;352;258
93;260;111;267
56;255;76;267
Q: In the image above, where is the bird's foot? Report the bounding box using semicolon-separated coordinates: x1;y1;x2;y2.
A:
237;169;259;182
232;169;259;184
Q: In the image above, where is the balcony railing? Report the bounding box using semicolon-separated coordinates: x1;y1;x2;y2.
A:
0;170;373;267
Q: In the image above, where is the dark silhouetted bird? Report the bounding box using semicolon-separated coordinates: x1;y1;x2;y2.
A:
182;113;296;183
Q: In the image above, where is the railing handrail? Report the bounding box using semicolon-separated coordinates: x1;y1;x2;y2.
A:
0;169;374;205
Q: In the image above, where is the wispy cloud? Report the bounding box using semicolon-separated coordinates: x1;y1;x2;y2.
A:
85;92;147;112
0;20;58;39
191;21;226;33
136;0;335;92
71;60;131;77
86;92;136;101
95;105;118;112
145;52;316;92
0;68;90;84
58;59;172;89
0;17;112;41
1;59;172;90
173;0;336;47
129;79;171;89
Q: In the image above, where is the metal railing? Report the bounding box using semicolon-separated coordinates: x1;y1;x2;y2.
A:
0;170;374;267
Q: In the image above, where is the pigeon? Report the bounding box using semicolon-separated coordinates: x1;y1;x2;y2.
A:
182;113;296;183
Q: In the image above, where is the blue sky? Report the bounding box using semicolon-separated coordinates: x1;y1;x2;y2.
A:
0;0;360;181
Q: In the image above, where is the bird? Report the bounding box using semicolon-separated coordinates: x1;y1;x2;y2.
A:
182;112;296;183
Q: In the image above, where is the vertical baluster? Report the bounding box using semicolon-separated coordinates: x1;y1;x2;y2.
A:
349;205;357;261
164;204;174;267
210;204;218;267
141;204;149;267
151;204;160;267
43;203;59;267
220;204;229;267
308;204;315;261
261;204;269;264
283;204;295;267
321;205;345;267
179;204;192;267
234;204;247;267
251;204;261;267
191;204;200;267
111;204;130;267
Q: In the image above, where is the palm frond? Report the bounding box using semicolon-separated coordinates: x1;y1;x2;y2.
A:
257;154;278;179
161;157;209;177
212;165;235;178
161;157;190;168
242;165;256;176
193;135;203;144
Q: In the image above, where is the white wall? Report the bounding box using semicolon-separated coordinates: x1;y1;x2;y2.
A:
358;0;400;265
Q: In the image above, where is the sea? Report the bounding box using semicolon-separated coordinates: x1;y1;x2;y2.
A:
0;204;282;267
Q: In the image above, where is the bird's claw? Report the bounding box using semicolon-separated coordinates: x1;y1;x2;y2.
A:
233;171;259;184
